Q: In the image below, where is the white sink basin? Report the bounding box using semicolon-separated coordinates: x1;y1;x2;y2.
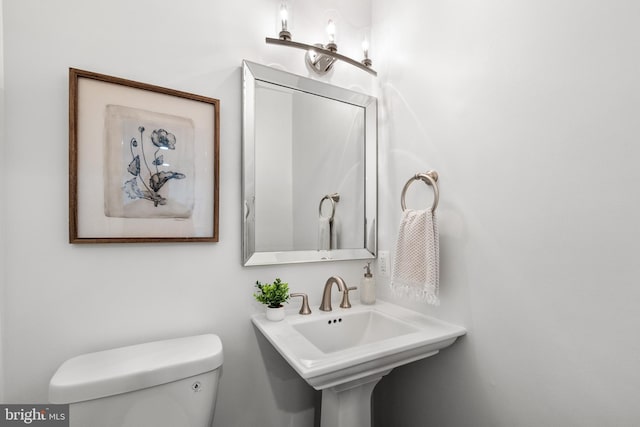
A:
292;310;419;354
251;300;466;390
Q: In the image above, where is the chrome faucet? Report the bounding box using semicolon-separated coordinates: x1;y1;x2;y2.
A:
319;276;357;311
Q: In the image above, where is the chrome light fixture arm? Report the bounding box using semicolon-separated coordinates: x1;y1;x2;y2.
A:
265;37;378;77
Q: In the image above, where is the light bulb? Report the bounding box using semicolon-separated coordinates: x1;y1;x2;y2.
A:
362;39;369;59
278;2;291;40
280;3;288;32
326;20;336;43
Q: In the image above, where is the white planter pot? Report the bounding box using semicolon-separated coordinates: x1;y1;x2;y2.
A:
266;306;285;321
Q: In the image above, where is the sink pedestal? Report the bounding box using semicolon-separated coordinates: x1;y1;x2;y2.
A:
251;302;466;427
320;370;392;427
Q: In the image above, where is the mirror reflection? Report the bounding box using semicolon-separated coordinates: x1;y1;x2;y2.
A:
242;61;377;265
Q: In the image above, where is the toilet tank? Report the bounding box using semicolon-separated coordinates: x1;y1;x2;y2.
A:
49;334;223;427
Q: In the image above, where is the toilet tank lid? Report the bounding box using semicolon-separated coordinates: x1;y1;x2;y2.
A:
49;334;223;404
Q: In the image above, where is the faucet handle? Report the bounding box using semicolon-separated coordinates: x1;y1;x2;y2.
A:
290;293;312;315
340;286;358;309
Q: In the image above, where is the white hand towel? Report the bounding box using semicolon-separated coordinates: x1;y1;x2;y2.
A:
330;218;339;249
318;217;331;250
318;217;339;250
391;208;440;305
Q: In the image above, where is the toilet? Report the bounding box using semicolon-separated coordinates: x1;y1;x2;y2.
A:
49;334;223;427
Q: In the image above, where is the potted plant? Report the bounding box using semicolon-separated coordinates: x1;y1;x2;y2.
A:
254;278;290;321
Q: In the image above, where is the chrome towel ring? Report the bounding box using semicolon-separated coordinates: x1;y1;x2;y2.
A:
401;170;439;212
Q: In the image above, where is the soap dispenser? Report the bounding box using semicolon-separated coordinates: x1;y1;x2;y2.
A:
360;262;376;305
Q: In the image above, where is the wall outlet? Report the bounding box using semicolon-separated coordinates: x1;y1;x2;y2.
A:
378;250;390;277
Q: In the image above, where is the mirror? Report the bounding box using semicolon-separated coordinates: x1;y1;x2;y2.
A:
242;61;377;265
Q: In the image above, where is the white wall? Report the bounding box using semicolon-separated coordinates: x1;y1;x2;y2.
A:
2;0;373;425
372;0;640;425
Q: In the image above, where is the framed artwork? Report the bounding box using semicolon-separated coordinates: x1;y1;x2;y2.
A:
69;68;220;243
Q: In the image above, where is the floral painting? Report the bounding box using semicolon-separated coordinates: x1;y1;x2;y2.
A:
104;105;195;218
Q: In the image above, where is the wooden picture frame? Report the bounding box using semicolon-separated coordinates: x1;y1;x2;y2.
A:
69;68;219;243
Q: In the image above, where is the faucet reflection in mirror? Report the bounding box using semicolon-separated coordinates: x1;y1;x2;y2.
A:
266;2;377;76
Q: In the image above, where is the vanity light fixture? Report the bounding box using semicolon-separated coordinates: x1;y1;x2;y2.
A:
266;5;377;77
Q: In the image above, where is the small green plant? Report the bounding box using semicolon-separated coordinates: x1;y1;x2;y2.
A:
254;278;290;308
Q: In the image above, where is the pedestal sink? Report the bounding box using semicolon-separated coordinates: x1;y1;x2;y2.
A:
251;300;466;427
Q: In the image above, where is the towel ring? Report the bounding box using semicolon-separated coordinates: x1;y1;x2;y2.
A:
319;193;340;222
401;170;439;212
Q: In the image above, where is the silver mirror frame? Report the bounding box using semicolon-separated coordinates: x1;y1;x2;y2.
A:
242;60;377;266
